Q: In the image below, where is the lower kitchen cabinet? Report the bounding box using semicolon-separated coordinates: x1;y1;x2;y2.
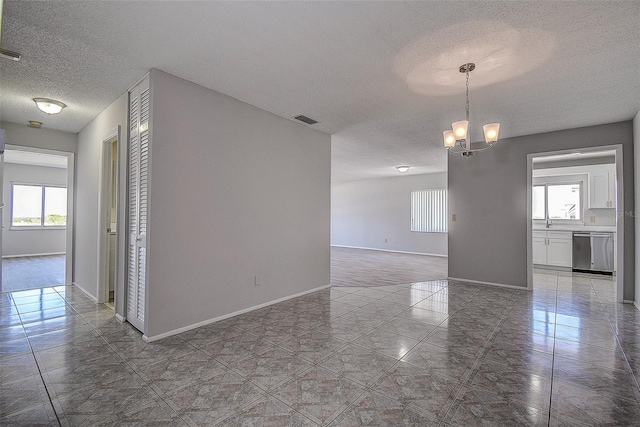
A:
533;231;572;268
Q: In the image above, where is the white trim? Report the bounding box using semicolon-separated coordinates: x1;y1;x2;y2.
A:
143;284;331;342
448;277;528;291
622;299;634;304
633;301;640;311
115;313;125;323
2;252;65;259
331;245;448;258
70;282;98;302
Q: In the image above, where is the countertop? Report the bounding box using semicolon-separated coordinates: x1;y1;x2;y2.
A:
533;225;616;233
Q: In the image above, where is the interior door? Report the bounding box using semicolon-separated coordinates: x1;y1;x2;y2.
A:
127;77;149;332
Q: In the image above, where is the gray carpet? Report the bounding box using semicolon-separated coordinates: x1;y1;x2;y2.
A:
331;246;448;287
1;255;66;292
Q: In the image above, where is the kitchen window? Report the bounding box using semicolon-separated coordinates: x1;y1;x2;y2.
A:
533;183;581;221
11;184;67;228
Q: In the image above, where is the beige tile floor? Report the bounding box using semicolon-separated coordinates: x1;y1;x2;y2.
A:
1;268;640;425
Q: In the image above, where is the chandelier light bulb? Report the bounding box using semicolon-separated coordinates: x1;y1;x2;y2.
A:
443;130;456;148
452;120;468;141
483;123;500;144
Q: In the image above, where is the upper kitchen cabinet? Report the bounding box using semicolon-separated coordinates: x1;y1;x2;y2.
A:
589;170;615;209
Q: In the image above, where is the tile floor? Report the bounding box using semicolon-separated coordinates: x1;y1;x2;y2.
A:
2;271;640;426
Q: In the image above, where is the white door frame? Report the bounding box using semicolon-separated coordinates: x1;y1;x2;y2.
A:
526;144;624;302
97;126;120;304
4;144;75;286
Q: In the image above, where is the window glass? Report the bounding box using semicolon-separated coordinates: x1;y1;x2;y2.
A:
548;184;581;220
44;187;67;226
12;185;43;226
532;186;545;220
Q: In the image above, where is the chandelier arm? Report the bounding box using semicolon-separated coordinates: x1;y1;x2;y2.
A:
446;148;467;155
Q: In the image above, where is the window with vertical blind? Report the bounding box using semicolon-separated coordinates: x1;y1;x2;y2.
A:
411;189;447;233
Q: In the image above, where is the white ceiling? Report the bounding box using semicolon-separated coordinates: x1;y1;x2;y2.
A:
1;1;638;183
4;149;68;169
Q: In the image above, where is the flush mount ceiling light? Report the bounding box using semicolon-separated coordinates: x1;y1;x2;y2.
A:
442;63;501;157
33;98;66;115
396;165;410;173
28;120;43;128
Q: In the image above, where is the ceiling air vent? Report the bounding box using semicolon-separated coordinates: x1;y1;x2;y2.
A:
293;115;319;125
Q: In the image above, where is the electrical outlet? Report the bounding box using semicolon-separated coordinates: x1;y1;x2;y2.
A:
590;216;596;223
254;275;261;286
384;238;388;243
451;214;457;221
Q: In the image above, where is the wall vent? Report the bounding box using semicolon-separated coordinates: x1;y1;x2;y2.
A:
293;115;319;125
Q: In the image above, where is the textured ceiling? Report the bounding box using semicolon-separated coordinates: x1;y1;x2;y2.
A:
1;1;638;183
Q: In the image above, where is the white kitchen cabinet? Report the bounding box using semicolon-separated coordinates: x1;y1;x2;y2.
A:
533;231;572;267
533;231;547;264
547;239;572;267
589;171;615;209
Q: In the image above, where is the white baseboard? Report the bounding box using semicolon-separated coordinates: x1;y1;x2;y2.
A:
331;245;448;258
634;301;640;311
447;277;528;291
144;284;332;342
70;282;98;302
2;252;65;259
115;313;125;323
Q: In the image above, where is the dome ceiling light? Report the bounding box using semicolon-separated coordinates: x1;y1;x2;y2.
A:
33;98;66;115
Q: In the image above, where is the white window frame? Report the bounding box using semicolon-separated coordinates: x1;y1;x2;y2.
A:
11;182;68;230
411;189;447;233
533;181;583;223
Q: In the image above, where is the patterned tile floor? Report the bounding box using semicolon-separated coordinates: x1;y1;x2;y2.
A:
1;271;640;426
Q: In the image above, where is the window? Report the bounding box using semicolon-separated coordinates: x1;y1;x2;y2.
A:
533;183;581;221
411;189;447;232
12;184;67;227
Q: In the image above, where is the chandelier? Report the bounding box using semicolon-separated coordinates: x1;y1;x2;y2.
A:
443;63;500;156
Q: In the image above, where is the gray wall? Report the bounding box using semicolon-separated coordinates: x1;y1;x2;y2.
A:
448;121;635;300
331;173;447;256
0;122;78;153
75;93;128;311
146;70;331;338
634;111;640;305
2;163;67;257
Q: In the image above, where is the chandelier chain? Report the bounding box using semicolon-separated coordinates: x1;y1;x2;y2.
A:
465;70;470;121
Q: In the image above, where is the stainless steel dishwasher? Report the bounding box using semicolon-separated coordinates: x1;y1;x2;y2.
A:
572;232;614;274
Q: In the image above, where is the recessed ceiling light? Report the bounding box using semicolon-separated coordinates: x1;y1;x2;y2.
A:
28;120;43;128
33;98;66;115
396;165;410;173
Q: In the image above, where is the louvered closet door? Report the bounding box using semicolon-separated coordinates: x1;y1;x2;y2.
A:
127;77;150;332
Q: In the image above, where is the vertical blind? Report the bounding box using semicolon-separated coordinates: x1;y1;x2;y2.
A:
411;189;447;233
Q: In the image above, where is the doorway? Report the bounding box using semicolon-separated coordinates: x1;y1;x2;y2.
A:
97;127;120;307
1;147;74;292
527;145;624;301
